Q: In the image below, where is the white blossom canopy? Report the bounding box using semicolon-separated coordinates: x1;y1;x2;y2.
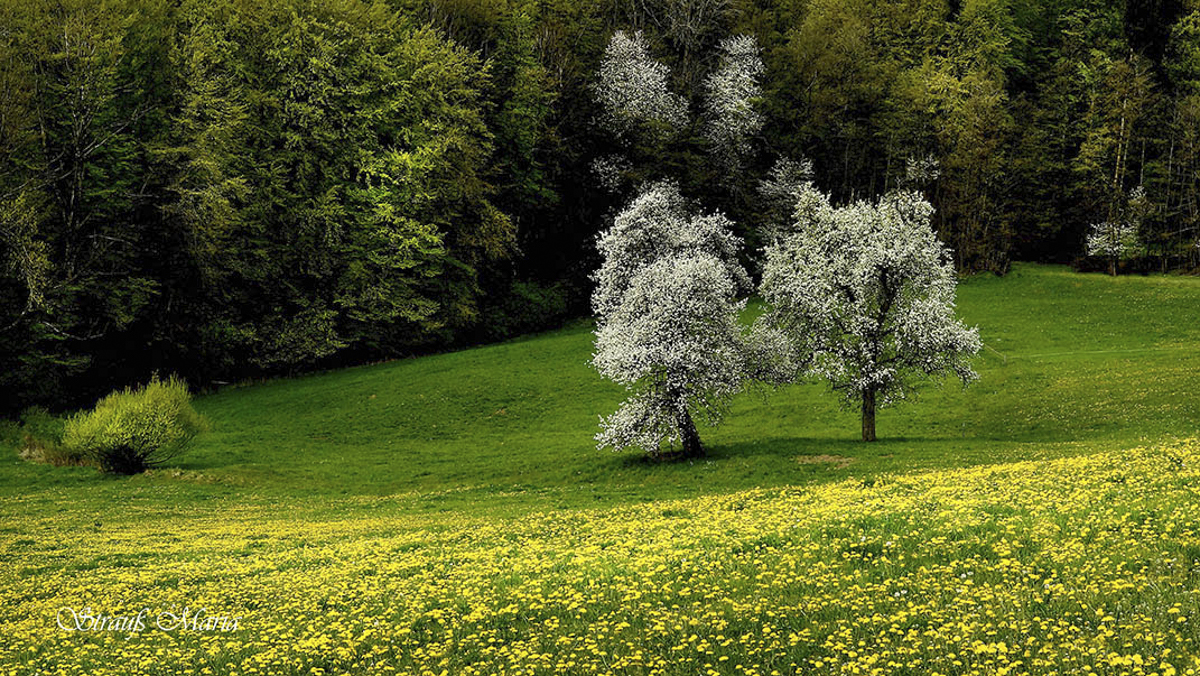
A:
590;154;634;193
591;181;757;455
1086;220;1140;259
1086;186;1149;261
594;30;689;140
593;253;748;452
757;155;816;241
702;35;764;168
761;186;981;408
593;181;747;320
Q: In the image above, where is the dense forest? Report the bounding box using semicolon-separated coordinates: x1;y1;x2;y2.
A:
2;0;1199;412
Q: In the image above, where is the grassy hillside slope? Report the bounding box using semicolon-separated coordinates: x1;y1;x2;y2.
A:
4;264;1198;513
2;264;1200;674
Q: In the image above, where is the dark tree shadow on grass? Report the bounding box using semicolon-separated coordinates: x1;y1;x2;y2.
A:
606;434;1049;499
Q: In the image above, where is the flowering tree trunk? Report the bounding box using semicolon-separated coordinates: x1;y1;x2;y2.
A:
676;407;705;458
861;387;877;442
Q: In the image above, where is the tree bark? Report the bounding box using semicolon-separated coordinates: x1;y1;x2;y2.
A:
1109;257;1117;276
676;407;704;458
861;387;877;442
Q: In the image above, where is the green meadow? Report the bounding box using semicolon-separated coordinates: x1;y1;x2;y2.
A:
3;264;1199;514
2;264;1200;675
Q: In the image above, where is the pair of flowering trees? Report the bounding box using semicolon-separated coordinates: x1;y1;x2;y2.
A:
592;178;980;454
588;30;980;455
592;30;764;181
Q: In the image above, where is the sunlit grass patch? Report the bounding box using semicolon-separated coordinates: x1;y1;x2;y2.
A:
3;439;1200;675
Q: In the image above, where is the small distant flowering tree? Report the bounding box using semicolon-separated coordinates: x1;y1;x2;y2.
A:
760;186;981;441
594;30;689;141
591;181;754;458
702;35;764;170
1086;220;1139;275
590;154;634;193
756;155;816;241
903;154;941;187
1086;185;1149;276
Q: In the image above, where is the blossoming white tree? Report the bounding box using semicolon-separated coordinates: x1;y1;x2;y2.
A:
591;181;754;457
756;155;815;241
760;186;981;441
903;155;941;187
1086;220;1139;275
702;35;764;170
590;154;634;193
594;30;689;141
1086;185;1149;276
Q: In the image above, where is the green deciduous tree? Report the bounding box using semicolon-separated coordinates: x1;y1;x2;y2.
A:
0;0;171;409
165;0;512;371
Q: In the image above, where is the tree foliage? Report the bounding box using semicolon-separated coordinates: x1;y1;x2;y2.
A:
0;0;170;408
4;0;1200;411
166;0;515;371
1086;185;1151;275
594;30;690;140
760;183;981;441
62;375;207;474
702;35;765;171
591;182;751;457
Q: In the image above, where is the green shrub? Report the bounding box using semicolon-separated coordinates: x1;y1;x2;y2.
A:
62;376;208;474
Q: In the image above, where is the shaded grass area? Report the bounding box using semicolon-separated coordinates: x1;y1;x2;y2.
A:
2;264;1198;518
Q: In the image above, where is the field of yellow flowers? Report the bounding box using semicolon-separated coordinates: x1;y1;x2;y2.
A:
3;439;1200;675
